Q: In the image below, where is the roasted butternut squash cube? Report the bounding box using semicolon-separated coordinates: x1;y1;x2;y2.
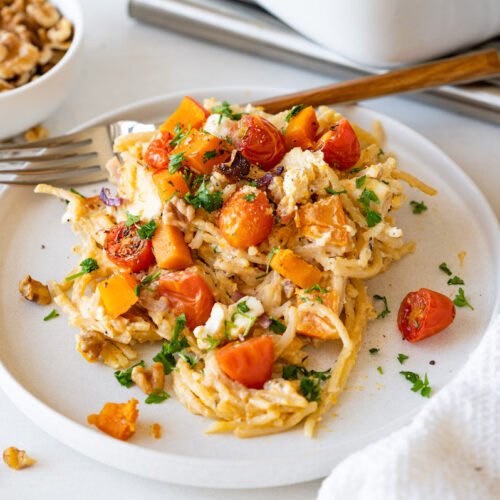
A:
88;399;139;441
296;289;340;340
270;249;322;290
285;106;318;150
153;169;190;203
159;96;209;135
98;272;138;319
152;223;193;270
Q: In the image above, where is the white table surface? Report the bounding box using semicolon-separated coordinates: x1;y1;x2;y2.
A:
1;1;499;498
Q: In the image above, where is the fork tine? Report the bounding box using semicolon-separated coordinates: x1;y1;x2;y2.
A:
0;161;101;175
0;165;103;185
0;151;97;164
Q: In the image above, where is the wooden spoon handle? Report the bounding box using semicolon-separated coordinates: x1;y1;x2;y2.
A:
251;49;500;113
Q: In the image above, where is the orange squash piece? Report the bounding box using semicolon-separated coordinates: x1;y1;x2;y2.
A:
296;289;340;340
98;272;138;319
270;249;322;290
159;96;209;135
171;129;231;175
88;399;139;441
153;169;190;203
297;196;349;246
285;106;319;150
152;223;193;270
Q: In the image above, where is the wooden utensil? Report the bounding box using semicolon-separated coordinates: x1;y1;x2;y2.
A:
252;49;500;113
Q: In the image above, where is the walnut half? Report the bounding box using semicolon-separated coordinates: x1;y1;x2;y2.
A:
18;274;51;305
3;447;36;470
131;362;165;395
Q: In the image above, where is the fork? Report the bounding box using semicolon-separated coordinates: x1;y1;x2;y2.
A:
2;48;499;186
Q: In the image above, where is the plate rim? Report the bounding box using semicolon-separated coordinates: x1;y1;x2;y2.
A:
1;85;499;488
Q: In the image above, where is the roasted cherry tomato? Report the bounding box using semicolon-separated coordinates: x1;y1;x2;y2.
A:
158;270;214;330
144;132;173;170
397;288;456;342
235;115;286;170
104;222;155;272
219;187;274;249
215;336;274;389
316;118;361;170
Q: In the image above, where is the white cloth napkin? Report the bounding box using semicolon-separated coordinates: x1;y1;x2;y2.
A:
318;315;500;500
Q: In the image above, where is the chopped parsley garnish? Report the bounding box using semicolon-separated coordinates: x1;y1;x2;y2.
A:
66;257;99;281
168;152;185;174
43;309;59;321
225;135;233;145
439;262;452;276
269;317;286;333
377;148;384;156
453;288;474;310
145;388;171;404
135;270;161;296
373;294;390;319
325;188;347;195
410;200;428;214
359;188;380;207
358;188;382;227
114;360;145;388
136;219;157;240
304;284;329;294
364;210;382;227
169;123;191;148
183;180;223;213
397;353;409;365
211;101;243;122
153;314;189;374
164;190;179;203
230;301;256;337
282;365;331;402
212;245;218;254
182;171;205;191
448;276;464;285
236;301;250;314
202;149;217;163
315;297;323;303
349;167;363;174
369;348;379;355
285;104;306;122
124;210;141;227
400;371;431;398
257;247;280;279
243;192;256;202
355;175;366;189
70;187;86;198
377;366;384;375
206;335;222;351
179;350;198;368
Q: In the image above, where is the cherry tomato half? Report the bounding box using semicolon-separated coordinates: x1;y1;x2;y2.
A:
219;187;274;249
144;132;173;170
104;222;155;272
158;270;214;330
215;336;274;389
235;115;286;170
397;288;456;342
315;118;361;171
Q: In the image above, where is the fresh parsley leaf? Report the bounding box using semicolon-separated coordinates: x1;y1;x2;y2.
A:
136;220;157;240
315;296;323;303
237;301;250;314
453;288;474;310
269;317;286;333
285;104;306;122
164;190;179;203
211;101;243;121
355;175;366;189
66;257;99;281
400;371;432;397
369;348;379;355
349;167;363;174
43;309;59;321
358;188;380;207
206;335;222;351
179;350;198;368
114;360;145;388
410;200;428;214
448;276;464;285
300;378;322;402
243;192;256;202
169;123;191;148
377;366;384;374
282;365;300;380
183;180;223;213
168;152;185;174
358;188;382;227
304;284;329;294
212;245;218;254
153;314;189;374
202;149;217;163
439;262;452;276
364;209;382;227
266;247;280;273
124;210;141;227
145;388;171;404
282;365;331;402
377;148;384;156
373;294;390;319
225;135;233;145
397;353;409;364
70;187;86;198
421;386;431;398
325;188;347;195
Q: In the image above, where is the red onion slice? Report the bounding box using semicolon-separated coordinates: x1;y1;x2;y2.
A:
258;313;272;328
246;166;284;187
99;187;123;207
231;290;244;302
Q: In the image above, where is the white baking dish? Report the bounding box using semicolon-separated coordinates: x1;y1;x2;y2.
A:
257;0;500;67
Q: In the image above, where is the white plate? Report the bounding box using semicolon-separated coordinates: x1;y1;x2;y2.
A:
1;87;499;489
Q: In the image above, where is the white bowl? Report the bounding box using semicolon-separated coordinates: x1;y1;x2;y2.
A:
257;0;500;68
0;0;84;140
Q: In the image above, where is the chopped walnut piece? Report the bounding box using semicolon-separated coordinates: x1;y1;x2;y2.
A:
162;196;195;231
18;274;51;305
131;362;165;395
47;17;71;43
26;0;60;28
24;124;49;141
3;447;37;470
76;330;105;362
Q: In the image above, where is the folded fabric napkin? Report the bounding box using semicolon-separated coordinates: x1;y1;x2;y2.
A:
318;315;500;500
